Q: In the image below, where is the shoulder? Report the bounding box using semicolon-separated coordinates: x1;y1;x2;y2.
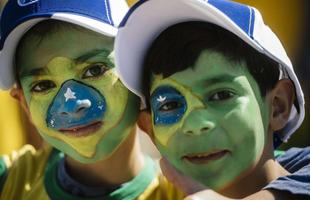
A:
139;172;184;200
276;147;310;173
136;157;184;200
265;147;310;197
0;144;53;195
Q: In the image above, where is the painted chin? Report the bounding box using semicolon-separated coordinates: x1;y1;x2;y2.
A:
59;121;103;137
182;149;231;165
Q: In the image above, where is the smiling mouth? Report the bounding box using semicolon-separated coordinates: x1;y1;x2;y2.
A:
59;121;103;137
182;150;231;165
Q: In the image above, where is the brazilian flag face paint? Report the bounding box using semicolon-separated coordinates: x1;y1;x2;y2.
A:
150;50;270;190
17;26;139;163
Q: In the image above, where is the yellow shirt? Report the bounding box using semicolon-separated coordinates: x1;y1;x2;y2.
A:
0;145;183;200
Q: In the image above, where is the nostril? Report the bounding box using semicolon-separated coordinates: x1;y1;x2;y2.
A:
200;127;209;132
60;112;69;116
77;106;86;113
185;130;194;135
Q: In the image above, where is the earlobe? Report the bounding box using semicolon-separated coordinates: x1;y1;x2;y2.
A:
269;79;295;131
137;110;155;140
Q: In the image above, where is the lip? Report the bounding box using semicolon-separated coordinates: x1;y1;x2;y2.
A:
182;150;231;165
59;121;103;137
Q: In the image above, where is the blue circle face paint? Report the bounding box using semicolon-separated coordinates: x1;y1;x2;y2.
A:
46;80;106;131
151;86;187;125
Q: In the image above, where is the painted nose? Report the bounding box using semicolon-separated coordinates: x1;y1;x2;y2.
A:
60;99;92;117
46;80;106;130
181;109;215;136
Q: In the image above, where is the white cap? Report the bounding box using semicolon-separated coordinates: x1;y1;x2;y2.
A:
0;0;128;90
115;0;305;142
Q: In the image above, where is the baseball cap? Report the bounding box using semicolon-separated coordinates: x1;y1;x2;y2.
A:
0;0;128;90
115;0;305;142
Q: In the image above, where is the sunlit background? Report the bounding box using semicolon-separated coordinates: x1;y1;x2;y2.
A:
0;0;309;154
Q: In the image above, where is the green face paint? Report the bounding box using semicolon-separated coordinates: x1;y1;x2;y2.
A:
150;50;270;189
17;24;139;163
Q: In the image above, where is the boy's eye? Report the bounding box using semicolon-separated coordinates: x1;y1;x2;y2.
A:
31;80;56;93
151;86;187;125
82;63;108;78
159;101;182;112
209;90;235;101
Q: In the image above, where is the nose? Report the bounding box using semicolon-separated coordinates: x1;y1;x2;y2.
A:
181;109;215;136
60;99;92;117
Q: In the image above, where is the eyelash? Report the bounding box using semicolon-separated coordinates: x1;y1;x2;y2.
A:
207;90;236;102
30;80;56;93
82;62;108;79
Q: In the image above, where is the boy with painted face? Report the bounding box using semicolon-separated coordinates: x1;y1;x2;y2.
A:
0;0;183;199
115;0;310;199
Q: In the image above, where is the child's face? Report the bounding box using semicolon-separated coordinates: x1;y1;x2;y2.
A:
17;26;139;163
149;50;270;189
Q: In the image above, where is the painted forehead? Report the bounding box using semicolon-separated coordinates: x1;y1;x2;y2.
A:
16;22;114;76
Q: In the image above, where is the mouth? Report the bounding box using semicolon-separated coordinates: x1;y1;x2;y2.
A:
182;150;231;165
59;121;103;137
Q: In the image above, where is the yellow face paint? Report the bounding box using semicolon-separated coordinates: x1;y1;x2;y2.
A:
17;24;139;163
151;76;205;146
149;50;270;189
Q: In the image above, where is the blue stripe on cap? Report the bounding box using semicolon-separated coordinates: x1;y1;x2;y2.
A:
249;7;255;38
0;0;114;49
104;0;114;26
119;0;148;28
39;0;112;24
208;0;253;37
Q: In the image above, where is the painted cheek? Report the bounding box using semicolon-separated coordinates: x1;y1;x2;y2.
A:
46;80;106;131
151;83;205;147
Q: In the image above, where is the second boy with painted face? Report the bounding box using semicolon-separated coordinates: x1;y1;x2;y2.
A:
0;0;183;199
115;0;309;199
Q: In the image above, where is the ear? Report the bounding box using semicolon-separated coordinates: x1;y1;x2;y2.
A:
137;110;155;140
269;79;295;131
10;87;31;117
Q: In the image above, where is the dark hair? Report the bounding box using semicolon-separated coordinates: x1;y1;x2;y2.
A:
142;21;280;108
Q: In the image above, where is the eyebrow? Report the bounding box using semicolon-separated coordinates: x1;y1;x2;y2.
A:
20;49;111;77
204;74;235;86
75;49;111;63
20;67;49;77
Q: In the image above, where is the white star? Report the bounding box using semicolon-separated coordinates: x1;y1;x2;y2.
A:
157;95;166;102
64;88;76;102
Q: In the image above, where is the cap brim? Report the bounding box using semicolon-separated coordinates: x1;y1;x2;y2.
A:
0;13;117;90
115;0;262;99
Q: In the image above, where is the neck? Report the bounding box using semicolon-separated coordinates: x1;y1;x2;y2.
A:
65;126;145;187
219;136;289;198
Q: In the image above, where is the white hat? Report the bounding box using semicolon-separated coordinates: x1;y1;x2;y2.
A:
0;0;128;90
115;0;305;143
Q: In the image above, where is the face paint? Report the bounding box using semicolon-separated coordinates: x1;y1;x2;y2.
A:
150;50;270;190
151;86;187;125
17;25;139;163
47;80;106;131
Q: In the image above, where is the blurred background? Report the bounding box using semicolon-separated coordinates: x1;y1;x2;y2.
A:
0;0;309;155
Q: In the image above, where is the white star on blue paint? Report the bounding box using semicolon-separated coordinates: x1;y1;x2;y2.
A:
157;95;166;102
64;88;76;102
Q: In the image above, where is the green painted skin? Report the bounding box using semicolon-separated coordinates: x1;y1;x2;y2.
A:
150;50;270;189
17;25;139;163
